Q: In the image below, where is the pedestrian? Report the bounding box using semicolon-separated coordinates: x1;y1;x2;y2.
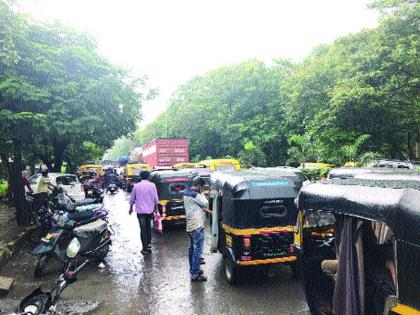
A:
5;171;33;204
129;170;159;255
34;169;55;210
183;176;211;282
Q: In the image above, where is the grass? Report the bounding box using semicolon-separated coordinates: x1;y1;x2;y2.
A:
0;181;8;199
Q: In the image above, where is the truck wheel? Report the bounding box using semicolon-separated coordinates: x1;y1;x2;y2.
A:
224;256;239;285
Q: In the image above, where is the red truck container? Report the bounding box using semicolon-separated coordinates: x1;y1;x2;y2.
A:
141;138;189;167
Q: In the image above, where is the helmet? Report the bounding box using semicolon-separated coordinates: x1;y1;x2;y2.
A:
192;176;205;187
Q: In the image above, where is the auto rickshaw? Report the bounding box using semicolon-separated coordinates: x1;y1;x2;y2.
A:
328;167;420;180
199;159;241;171
177;167;214;197
209;168;307;284
124;163;152;192
172;162;198;170
150;170;195;229
296;172;420;315
79;163;104;176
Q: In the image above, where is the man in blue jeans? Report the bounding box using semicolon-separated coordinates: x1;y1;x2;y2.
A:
183;176;211;282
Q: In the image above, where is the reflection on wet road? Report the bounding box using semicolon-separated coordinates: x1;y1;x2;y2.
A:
0;191;309;314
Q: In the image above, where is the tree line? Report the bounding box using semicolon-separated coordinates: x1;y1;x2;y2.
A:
0;0;149;223
105;0;419;167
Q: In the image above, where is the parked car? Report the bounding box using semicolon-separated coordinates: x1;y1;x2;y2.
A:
372;159;414;169
28;173;85;201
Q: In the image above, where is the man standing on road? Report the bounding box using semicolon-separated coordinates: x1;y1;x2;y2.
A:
129;170;159;255
183;176;211;282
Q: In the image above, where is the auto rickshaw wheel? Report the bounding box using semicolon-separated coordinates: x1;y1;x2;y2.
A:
290;262;300;278
224;256;238;285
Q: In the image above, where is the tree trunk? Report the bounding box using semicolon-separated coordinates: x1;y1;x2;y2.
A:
52;142;66;172
407;131;415;161
9;149;27;225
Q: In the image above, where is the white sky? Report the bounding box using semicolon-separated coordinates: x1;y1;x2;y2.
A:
20;0;378;124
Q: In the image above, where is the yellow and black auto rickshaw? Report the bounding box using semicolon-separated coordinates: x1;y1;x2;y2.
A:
124;163;152;192
150;170;195;230
199;159;241;171
79;163;104;176
209;168;308;284
172;162;198;170
296;171;420;315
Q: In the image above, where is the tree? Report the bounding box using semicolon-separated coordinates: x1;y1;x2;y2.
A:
0;0;148;223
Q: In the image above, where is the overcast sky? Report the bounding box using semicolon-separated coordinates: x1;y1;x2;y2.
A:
20;0;379;124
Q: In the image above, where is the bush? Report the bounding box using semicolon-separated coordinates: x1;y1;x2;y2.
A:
302;168;332;181
0;181;8;199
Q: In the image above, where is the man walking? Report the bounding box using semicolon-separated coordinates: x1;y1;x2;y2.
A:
183;176;211;282
129;171;159;255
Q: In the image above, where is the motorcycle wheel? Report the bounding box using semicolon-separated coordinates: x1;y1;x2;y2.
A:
35;253;65;278
30;228;45;244
95;244;110;262
19;293;51;314
34;254;51;278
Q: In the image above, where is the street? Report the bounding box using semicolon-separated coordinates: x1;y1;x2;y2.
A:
0;191;309;314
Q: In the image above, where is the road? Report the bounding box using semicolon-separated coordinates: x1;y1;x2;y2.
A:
0;191;309;314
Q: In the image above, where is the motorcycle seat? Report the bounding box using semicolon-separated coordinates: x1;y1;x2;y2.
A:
74;219;107;234
73;199;97;206
75;204;103;212
62;201;101;212
67;210;96;222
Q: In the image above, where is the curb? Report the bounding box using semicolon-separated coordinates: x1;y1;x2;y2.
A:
0;226;35;269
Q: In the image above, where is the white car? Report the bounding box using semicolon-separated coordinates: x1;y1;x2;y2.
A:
28;173;85;201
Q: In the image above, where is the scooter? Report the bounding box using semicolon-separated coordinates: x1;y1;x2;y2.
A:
17;256;90;314
28;188;106;244
83;183;104;203
106;183;118;194
33;215;112;277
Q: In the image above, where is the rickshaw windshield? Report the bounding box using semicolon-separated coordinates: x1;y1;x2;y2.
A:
216;165;236;171
131;168;143;176
304;211;336;228
169;183;187;194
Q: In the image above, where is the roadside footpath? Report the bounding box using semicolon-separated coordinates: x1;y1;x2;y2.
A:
0;202;33;296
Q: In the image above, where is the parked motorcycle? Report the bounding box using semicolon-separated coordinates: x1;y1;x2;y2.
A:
83;182;104;203
17;257;90;314
33;213;112;277
27;188;106;244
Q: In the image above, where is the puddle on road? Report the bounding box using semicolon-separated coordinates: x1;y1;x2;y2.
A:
0;191;309;315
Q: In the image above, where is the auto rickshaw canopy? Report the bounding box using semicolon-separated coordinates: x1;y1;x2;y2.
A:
172;162;198;170
297;173;420;246
79;164;104;176
126;163;152;176
328;167;420;179
210;168;305;200
199;159;241;171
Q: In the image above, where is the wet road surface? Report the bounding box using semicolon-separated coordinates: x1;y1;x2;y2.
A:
0;191;309;314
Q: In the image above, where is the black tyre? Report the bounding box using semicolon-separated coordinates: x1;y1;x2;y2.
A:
224;256;239;285
290;262;300;278
95;244;110;261
19;293;51;314
35;253;65;277
34;254;51;278
29;228;45;244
